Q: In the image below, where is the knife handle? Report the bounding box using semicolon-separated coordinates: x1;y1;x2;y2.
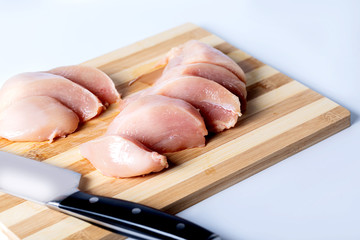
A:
48;191;220;240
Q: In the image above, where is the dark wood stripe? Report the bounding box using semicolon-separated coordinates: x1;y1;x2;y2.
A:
9;209;66;239
140;106;350;212
0;194;25;212
82;169;160;195
67;158;97;176
213;42;238;54
99;27;212;76
99;232;125;240
238;57;265;73
246;72;293;100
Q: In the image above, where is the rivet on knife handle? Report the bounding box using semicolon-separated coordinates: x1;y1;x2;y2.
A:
47;191;221;240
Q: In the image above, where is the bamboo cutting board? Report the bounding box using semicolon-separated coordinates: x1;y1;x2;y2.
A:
0;23;350;239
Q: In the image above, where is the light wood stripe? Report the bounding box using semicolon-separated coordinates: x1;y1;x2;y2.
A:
108;57;161;83
198;34;226;47
0;202;45;227
80;171;112;190
0;222;20;240
43;147;82;167
10;210;67;239
24;217;89;240
228;50;251;63
0;143;40;158
246;65;279;86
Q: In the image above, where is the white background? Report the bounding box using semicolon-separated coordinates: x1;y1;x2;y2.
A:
0;1;359;239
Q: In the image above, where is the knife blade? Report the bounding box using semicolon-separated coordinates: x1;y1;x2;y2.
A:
0;150;220;240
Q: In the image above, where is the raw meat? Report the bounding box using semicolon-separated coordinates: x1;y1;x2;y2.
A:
80;135;168;178
0;72;103;122
157;40;246;83
48;65;120;106
0;96;79;142
158;63;247;112
150;76;241;132
106;95;207;153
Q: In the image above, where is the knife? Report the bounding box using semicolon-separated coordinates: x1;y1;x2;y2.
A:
0;150;220;240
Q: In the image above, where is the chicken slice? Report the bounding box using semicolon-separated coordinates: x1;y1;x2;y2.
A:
149;76;241;132
80;135;168;178
48;65;120;106
0;96;79;142
157;40;246;83
158;63;247;112
106;95;207;153
0;72;103;122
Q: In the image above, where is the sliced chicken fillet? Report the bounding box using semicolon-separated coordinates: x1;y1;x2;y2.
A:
80;135;168;178
157;40;246;83
0;96;79;142
150;76;241;132
0;72;103;122
106;95;207;153
48;65;120;106
158;63;247;112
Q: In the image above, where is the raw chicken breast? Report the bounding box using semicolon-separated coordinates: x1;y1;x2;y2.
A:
157;40;246;83
158;63;247;112
0;72;103;122
80;135;168;178
150;76;241;132
106;95;207;153
48;65;120;106
0;96;79;142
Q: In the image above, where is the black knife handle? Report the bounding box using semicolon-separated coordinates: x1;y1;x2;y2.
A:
48;191;220;240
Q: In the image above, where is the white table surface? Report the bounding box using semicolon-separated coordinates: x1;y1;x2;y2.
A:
0;1;359;239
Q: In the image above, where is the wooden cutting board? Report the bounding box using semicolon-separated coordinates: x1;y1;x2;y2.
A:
0;23;350;240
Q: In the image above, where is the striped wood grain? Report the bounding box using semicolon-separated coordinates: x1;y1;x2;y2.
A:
0;23;350;240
